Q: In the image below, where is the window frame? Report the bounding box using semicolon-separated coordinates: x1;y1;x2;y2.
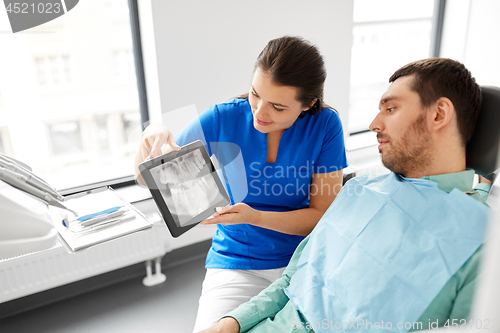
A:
60;0;149;195
346;0;447;144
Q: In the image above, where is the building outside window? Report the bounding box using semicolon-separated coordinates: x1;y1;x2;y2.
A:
122;112;141;145
48;121;84;156
0;0;142;190
348;0;436;134
113;49;135;84
35;55;73;88
0;130;5;154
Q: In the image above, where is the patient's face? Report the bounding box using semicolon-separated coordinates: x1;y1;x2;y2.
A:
249;68;312;134
369;75;433;177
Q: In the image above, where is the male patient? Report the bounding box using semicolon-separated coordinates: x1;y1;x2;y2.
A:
201;58;492;333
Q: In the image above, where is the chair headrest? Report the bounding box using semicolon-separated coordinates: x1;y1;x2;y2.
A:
466;86;500;177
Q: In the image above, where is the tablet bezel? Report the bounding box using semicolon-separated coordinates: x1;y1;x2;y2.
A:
138;140;230;237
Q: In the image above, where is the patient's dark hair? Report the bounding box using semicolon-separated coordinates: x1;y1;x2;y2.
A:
239;36;333;117
390;58;482;146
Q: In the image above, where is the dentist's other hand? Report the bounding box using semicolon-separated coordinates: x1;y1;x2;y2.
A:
478;175;493;185
201;203;262;226
140;123;181;161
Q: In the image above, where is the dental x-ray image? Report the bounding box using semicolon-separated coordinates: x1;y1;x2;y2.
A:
150;150;224;227
139;140;230;237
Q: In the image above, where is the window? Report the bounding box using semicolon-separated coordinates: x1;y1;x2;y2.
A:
113;49;135;84
348;0;437;134
440;0;500;88
0;127;12;155
122;112;142;145
105;0;129;13
35;55;73;90
48;121;84;156
94;116;111;153
0;0;146;190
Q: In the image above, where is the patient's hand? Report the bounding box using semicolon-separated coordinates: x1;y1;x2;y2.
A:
198;317;240;333
479;175;493;185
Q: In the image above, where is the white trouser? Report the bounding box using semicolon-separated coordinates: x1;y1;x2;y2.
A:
192;267;286;333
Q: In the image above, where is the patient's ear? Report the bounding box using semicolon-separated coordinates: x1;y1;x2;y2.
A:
431;97;454;131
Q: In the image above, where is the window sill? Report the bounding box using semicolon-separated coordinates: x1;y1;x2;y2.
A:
59;175;150;201
346;131;378;152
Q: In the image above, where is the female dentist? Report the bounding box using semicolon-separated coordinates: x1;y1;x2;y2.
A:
134;36;348;332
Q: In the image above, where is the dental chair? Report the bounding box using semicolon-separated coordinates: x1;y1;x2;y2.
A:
468;86;500;331
431;86;500;332
464;86;500;328
466;86;500;181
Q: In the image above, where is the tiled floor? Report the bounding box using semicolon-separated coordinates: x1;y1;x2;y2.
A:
0;256;206;333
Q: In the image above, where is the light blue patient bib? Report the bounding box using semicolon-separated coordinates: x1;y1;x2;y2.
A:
285;173;490;333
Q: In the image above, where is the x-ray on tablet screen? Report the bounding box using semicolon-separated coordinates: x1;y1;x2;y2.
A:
139;141;230;237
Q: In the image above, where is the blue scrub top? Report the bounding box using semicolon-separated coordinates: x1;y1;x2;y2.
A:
175;99;348;269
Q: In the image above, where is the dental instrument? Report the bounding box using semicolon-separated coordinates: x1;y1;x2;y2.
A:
64;206;128;228
0;166;77;215
0;153;63;201
71;214;136;237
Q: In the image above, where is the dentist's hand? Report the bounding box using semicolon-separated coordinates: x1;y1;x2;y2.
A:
140;123;181;161
200;203;262;226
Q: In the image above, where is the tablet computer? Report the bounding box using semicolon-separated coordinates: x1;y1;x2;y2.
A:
138;140;230;237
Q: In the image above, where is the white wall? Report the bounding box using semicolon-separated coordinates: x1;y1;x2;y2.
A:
140;0;354;133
